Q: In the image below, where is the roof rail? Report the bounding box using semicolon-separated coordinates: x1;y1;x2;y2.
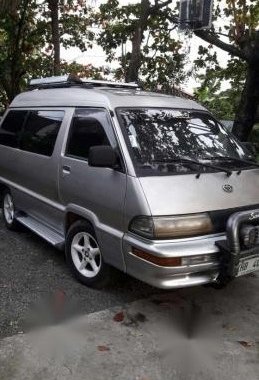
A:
29;74;140;90
82;79;139;89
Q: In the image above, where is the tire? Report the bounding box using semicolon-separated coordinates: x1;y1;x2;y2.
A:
2;190;20;231
65;220;111;288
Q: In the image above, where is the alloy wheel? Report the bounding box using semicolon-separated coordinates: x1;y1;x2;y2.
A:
3;193;14;225
71;231;101;278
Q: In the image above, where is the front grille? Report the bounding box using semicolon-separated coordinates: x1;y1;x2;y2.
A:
209;204;259;233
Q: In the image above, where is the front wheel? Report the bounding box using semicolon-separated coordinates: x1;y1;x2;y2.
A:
2;190;20;230
65;220;111;288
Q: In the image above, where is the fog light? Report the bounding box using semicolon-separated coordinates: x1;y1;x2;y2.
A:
182;254;217;266
240;225;259;249
131;247;181;267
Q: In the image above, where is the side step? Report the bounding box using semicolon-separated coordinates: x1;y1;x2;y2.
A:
16;215;65;249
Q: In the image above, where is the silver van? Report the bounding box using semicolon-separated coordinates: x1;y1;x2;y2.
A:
1;75;259;289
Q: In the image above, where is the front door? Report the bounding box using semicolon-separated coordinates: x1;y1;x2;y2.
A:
59;108;127;269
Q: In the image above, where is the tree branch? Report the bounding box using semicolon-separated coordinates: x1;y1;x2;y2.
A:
150;0;172;14
194;29;247;60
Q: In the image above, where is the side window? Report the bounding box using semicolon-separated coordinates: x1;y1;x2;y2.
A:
66;108;112;160
20;110;64;156
0;110;27;148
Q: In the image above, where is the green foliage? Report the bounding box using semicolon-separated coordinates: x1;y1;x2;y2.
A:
96;0;188;89
0;0;98;110
195;56;247;120
217;0;259;45
195;84;240;120
194;0;259;132
0;0;41;106
38;1;95;52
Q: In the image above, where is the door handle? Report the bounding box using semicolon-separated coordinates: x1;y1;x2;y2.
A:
62;165;71;174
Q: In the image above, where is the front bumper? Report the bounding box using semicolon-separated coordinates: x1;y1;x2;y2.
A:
123;232;224;289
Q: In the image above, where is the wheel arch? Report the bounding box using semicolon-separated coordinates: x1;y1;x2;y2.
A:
64;205;126;273
65;208;98;235
0;183;10;203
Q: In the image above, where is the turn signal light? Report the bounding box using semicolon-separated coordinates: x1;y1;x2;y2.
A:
131;247;182;267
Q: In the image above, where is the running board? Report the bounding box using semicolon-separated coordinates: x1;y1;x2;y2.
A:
16;215;65;249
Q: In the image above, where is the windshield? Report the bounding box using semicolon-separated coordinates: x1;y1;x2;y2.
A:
117;108;252;176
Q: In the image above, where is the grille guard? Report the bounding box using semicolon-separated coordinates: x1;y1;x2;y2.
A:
216;208;259;279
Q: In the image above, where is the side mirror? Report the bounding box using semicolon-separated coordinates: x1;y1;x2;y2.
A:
88;145;117;168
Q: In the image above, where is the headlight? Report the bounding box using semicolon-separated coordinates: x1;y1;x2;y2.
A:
129;216;154;238
129;213;213;239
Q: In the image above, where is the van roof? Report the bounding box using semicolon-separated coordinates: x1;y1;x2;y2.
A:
10;87;207;112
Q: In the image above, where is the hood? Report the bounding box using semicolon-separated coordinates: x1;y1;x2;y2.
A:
138;169;259;215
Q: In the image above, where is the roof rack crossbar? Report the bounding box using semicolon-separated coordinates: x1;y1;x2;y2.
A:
28;74;140;90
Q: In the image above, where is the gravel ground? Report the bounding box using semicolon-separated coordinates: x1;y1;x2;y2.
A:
1;270;259;380
1;210;259;345
0;214;161;338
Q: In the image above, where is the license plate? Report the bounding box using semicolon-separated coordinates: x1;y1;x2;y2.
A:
237;256;259;277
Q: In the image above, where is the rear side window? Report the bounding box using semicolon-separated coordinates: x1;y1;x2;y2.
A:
0;110;27;148
20;110;64;156
66;109;111;160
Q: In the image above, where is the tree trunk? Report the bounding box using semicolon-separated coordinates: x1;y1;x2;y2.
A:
125;0;150;83
48;0;60;76
232;63;259;141
125;26;144;82
0;0;20;13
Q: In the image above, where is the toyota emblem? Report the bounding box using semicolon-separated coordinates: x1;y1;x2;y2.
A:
222;184;233;193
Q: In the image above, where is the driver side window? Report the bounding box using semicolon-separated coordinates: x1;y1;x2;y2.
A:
66;108;111;161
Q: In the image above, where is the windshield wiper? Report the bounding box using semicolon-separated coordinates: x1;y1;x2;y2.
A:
208;156;259;174
152;157;232;178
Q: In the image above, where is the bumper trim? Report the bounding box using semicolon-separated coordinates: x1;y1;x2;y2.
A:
123;233;222;289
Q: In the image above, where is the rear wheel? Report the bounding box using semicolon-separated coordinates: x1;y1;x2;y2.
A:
2;190;19;230
66;220;111;288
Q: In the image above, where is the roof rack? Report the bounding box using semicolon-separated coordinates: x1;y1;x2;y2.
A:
28;74;140;90
29;74;89;90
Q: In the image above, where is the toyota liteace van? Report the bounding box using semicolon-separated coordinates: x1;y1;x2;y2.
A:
0;74;259;289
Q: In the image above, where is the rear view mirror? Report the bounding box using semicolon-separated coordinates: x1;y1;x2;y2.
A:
88;145;117;168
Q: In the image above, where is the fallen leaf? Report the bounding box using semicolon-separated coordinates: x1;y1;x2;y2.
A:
97;345;110;352
113;311;125;322
238;341;254;348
